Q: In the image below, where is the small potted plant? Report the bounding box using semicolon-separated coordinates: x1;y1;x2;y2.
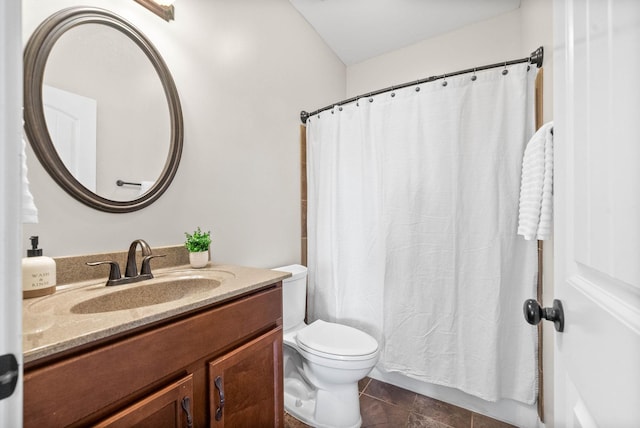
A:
185;227;211;268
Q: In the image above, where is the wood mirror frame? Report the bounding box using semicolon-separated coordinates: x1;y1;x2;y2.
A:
23;6;183;213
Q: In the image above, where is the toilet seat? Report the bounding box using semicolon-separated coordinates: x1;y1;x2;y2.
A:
296;320;378;361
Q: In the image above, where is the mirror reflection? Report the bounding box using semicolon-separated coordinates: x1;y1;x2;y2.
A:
24;7;183;213
43;23;170;202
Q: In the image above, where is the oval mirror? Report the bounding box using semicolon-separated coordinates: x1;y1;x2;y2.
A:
24;7;183;213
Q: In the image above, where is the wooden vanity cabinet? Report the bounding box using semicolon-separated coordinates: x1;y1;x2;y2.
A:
209;328;282;427
95;374;195;428
23;284;284;428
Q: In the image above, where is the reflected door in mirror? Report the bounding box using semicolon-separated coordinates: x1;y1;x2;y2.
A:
43;85;97;193
43;23;170;202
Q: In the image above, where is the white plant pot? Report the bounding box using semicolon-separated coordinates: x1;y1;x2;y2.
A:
189;250;209;268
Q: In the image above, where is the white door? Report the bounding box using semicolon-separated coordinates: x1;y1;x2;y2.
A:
554;1;640;427
0;0;23;426
43;85;97;192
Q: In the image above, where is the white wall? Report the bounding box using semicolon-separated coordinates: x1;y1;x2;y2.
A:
346;9;520;97
22;0;345;268
347;2;553;109
345;1;554;426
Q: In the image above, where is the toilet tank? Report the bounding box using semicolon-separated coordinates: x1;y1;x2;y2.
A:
273;264;307;332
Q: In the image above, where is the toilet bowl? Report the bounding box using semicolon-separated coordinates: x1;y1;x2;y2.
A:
274;265;379;428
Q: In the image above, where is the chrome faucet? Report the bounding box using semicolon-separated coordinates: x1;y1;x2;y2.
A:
87;239;165;286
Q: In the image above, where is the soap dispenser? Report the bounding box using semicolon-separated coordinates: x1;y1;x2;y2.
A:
22;236;56;299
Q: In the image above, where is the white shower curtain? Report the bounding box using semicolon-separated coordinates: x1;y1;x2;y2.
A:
306;63;538;404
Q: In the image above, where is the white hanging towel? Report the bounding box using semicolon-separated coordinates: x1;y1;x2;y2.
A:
21;137;39;224
517;121;553;240
139;181;154;196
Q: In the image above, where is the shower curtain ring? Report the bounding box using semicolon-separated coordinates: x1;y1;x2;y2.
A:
502;62;509;75
471;68;477;81
391;86;396;97
415;79;421;92
369;93;374;103
442;74;448;87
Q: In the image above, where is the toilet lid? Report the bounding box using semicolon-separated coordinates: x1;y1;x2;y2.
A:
296;320;378;357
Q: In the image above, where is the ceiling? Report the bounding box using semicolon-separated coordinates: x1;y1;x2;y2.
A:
289;0;522;65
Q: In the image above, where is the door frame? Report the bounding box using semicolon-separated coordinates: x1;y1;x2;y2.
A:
0;0;24;425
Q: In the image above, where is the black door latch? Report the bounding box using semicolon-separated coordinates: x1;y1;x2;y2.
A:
0;354;19;400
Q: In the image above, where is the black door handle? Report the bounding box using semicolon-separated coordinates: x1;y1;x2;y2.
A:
523;299;564;332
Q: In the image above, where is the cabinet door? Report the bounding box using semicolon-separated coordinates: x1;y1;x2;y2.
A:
208;328;283;428
95;374;194;428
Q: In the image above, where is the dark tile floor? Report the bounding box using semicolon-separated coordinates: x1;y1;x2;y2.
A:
284;377;516;428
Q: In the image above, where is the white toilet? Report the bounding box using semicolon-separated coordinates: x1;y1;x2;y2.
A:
274;265;379;428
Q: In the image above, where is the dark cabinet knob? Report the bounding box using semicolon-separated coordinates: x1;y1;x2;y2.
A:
523;299;564;332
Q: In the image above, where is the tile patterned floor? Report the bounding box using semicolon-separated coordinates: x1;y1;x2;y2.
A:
284;378;517;428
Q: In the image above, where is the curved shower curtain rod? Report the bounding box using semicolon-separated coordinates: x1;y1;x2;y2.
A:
300;46;544;124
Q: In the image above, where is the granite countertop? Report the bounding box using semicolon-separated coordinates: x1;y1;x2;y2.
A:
23;263;290;364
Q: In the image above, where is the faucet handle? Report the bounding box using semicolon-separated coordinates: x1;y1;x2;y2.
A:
140;254;166;276
86;261;122;284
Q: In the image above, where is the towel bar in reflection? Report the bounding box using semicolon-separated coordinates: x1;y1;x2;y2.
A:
116;180;141;187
